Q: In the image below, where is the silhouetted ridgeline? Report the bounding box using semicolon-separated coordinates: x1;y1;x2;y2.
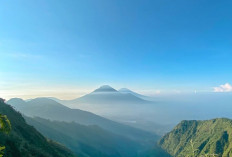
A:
7;97;170;157
0;99;77;157
25;116;140;157
7;97;158;143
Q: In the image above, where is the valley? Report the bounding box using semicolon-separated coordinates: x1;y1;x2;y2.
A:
5;86;232;157
1;1;231;156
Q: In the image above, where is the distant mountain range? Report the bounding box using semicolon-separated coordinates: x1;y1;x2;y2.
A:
7;97;173;157
0;99;77;157
159;118;232;157
7;97;158;145
5;95;232;157
55;85;152;108
13;85;173;135
45;85;161;133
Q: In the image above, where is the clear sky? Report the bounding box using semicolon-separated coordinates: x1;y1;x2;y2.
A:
0;0;232;99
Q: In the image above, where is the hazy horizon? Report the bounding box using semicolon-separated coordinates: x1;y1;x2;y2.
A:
1;0;232;100
1;1;232;157
2;84;232;100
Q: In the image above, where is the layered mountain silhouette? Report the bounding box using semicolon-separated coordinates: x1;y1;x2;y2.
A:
0;99;76;157
47;85;155;124
7;97;174;157
47;86;170;135
25;116;141;157
7;97;158;143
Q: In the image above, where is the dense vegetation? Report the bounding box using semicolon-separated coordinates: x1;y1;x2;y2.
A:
0;99;11;157
159;118;232;157
0;98;77;157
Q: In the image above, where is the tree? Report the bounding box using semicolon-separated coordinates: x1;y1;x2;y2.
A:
0;114;11;157
187;139;219;157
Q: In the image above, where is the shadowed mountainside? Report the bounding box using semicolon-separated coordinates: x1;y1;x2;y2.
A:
7;97;173;157
0;99;77;157
7;97;158;147
25;116;143;157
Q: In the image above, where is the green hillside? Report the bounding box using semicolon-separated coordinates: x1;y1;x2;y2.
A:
0;99;77;157
159;118;232;157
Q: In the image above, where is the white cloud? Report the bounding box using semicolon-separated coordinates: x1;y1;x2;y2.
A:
214;83;232;92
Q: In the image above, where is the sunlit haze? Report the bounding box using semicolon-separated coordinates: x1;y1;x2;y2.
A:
1;0;232;100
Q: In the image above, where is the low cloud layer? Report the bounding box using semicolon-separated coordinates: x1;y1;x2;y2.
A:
214;83;232;92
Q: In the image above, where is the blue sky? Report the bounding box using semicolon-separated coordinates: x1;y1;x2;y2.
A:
0;0;232;99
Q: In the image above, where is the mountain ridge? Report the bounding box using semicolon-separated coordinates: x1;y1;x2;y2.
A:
7;97;158;144
159;118;232;157
0;98;77;157
25;116;142;157
118;88;153;101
